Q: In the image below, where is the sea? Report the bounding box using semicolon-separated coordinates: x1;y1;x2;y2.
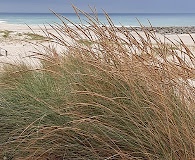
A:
0;13;195;27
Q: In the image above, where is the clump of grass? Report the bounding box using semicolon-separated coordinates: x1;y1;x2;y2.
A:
24;32;47;41
16;33;22;36
0;30;13;38
0;7;195;160
78;39;93;46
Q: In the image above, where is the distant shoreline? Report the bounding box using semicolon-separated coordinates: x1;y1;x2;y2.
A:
1;23;195;35
125;26;195;35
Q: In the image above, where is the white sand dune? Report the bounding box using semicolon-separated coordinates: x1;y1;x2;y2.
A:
0;23;195;65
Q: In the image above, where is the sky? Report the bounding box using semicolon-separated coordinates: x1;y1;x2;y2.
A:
0;0;194;13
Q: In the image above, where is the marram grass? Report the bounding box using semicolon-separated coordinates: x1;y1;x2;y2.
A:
0;7;195;160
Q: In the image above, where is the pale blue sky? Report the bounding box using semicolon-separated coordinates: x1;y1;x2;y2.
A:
0;0;194;13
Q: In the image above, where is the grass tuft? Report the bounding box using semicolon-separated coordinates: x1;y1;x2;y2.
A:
0;7;195;160
0;30;13;38
24;32;48;41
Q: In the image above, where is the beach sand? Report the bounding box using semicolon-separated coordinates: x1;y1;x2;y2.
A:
1;23;195;66
0;24;61;67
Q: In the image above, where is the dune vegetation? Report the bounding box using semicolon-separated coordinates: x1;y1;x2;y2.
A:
0;7;195;160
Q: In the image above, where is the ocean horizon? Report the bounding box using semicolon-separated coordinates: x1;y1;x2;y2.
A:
0;13;195;27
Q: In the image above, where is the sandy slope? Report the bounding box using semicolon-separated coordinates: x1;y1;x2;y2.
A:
0;23;195;65
0;24;61;67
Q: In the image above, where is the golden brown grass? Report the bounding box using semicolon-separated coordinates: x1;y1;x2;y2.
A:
0;7;195;160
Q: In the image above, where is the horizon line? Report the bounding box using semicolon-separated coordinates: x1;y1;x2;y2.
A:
1;12;195;14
